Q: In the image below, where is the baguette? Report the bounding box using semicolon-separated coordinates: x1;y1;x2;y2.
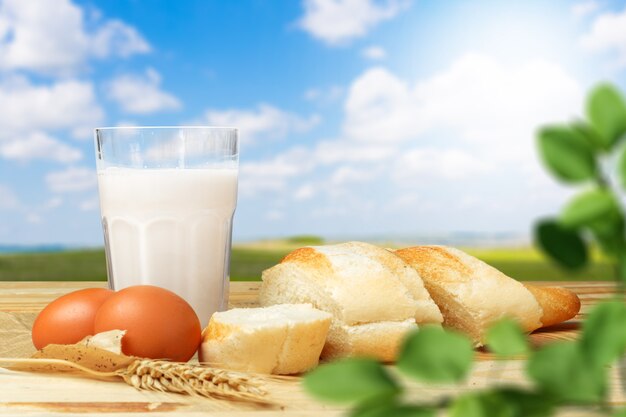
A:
259;242;442;361
394;245;581;344
198;304;331;374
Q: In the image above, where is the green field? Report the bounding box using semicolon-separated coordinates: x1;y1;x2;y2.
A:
0;241;616;282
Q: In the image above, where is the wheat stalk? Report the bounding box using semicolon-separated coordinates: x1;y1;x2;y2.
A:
120;359;271;404
0;357;273;405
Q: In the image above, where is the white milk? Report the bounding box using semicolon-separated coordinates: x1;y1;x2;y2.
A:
97;167;238;327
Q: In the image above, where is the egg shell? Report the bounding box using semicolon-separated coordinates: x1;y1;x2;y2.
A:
31;288;115;350
94;285;202;362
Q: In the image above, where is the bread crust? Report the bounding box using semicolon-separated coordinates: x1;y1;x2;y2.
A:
262;242;442;326
260;242;442;361
395;246;546;343
524;284;581;327
199;304;331;374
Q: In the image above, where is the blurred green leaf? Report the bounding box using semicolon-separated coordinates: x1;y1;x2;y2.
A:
537;125;597;183
302;358;401;404
449;392;513;417
580;301;626;368
527;342;606;403
561;188;626;260
450;389;554;417
397;326;474;384
613;407;626;417
560;188;620;229
619;258;626;285
351;402;435;417
593;232;625;261
573;120;608;151
495;388;555;417
485;319;529;357
619;146;626;190
587;83;626;148
535;219;588;269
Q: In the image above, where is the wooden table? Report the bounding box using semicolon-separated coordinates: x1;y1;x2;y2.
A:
0;281;619;416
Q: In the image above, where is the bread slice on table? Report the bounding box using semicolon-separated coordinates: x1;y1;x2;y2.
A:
198;304;331;375
323;319;418;361
259;242;443;362
394;246;581;345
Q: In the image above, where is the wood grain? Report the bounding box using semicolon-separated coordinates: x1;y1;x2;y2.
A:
0;281;621;416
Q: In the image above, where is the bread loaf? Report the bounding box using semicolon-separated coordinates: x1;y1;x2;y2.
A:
259;242;443;361
198;304;331;374
394;246;581;345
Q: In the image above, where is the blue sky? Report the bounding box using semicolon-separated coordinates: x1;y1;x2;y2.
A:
1;0;626;245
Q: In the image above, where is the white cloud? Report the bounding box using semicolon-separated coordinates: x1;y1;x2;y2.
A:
387;193;420;210
297;0;410;45
107;68;181;114
392;148;491;182
314;140;395;164
25;213;42;224
571;1;600;18
344;55;582;150
294;184;316;200
91;20;150;58
79;196;99;211
0;75;103;139
362;45;386;60
0;132;82;163
114;120;139;127
45;167;96;193
235;53;582;239
266;210;285;220
330;166;376;185
204;104;320;143
239;147;315;196
0;184;20;209
0;0;149;75
304;85;344;103
580;5;626;67
43;197;63;209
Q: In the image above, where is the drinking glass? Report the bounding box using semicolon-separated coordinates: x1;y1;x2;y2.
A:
94;126;238;326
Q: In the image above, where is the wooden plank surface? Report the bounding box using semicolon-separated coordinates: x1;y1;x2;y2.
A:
0;281;620;416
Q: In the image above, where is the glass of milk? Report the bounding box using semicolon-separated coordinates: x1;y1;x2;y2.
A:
94;127;238;326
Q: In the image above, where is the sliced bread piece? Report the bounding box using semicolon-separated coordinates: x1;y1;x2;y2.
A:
394;246;581;345
259;242;442;361
198;304;331;374
323;319;418;362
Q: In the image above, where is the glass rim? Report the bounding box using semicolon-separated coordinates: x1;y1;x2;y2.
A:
94;126;238;132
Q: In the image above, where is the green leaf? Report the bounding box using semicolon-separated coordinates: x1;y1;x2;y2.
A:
534;219;588;269
593;229;626;260
587;83;626;149
450;389;555;417
613;407;626;417
397;326;474;384
449;392;513;417
527;342;606;403
619;258;626;286
580;301;626;368
537;125;597;183
573;120;607;151
495;388;555;417
560;188;620;229
619;145;626;190
302;358;401;404
560;188;626;259
485;319;529;357
351;403;435;417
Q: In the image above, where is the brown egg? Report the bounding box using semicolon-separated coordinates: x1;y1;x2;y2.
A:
31;288;115;350
94;285;201;362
